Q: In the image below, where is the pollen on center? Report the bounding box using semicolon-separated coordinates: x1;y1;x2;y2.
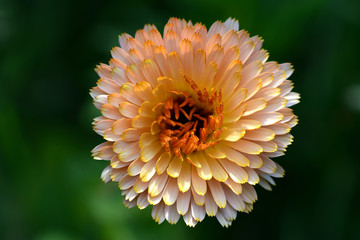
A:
157;76;224;162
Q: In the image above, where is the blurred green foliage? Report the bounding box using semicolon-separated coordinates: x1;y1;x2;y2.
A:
1;0;360;239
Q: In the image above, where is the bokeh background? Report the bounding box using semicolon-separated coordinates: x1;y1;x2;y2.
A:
1;0;360;239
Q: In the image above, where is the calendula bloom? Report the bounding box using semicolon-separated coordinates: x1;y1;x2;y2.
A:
90;17;299;227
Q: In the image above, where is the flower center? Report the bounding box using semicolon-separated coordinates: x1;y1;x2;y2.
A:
158;76;225;160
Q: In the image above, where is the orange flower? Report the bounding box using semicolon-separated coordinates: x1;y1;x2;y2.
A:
91;17;299;227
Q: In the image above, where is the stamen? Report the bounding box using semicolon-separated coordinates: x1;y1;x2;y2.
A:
157;75;224;163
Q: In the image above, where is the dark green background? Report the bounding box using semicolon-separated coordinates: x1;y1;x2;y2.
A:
1;0;360;239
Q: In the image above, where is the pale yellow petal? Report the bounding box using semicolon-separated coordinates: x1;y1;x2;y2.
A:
140;140;162;162
156;152;172;174
118;102;139;118
178;162;191;192
208;179;226;208
191;165;207;196
163;177;179;205
140;159;156;182
226;139;263;155
207;157;228;182
243;127;275;141
148;173;168;197
167;156;183;178
176;190;191;215
218;159;248;183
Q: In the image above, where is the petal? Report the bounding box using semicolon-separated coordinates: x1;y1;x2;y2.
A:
121;128;145;141
118;102;139;118
241;184;258;203
205;33;222;51
192;186;205;205
242;112;283;126
245;154;263;168
242;98;267;116
148;189;164;205
127;158;145;176
93;95;107;110
224;17;239;32
152;202;165;223
97;78;119;94
223;178;242;195
140;140;162;162
134;81;155;102
156;152;172;174
242;77;262;101
254;140;278;152
264;97;287;112
208;179;226;208
133;178;149;193
148;173;168;197
266;123;291;135
216;46;240;83
112;118;132;135
110;167;127;181
139;132;158;148
183;209;198;227
217;143;250;166
164;204;181;224
117;142;140;162
167;156;183;178
118;174;137;190
191;165;207;195
238;40;255;63
137;192;150;209
226;139;263;155
207;43;224;67
178;162;191;192
240;61;263;85
141;59;161;87
245;167;259;185
189;152;212;180
164;30;180;53
218;159;248;184
220;129;245;142
207;157;228;182
226;119;261;131
176;190;191;215
131;115;153;129
93;119;113;136
204;191;218;216
243;127;275;141
139;159;157;182
95;64;112;78
224;88;247;113
223;186;245;212
179;39;194;78
167;52;184;87
190;199;206;221
111;46;131;65
259;155;278;174
100;165;112;183
97;146;116;160
163;177;179;205
154;46;171;77
205;145;226;159
191;32;205;52
253;87;281;101
222;102;247;123
192;49;207;86
107;92;124;108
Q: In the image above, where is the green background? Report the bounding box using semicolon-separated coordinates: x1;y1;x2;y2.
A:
1;0;360;239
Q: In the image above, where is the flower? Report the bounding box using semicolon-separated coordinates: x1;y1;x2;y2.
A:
90;17;300;227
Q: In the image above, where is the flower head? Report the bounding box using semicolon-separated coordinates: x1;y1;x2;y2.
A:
91;17;299;227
